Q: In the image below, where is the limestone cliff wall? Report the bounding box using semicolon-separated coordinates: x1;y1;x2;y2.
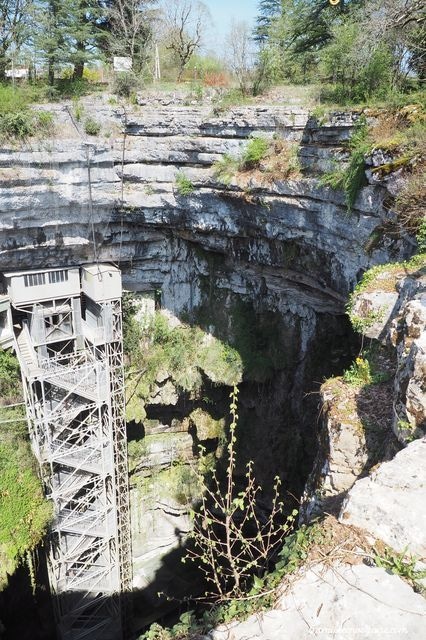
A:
0;95;417;611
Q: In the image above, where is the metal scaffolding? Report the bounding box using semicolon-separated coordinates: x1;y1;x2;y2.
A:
3;265;132;640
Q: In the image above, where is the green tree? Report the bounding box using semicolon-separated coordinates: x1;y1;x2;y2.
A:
319;19;393;102
264;0;363;83
160;0;211;82
69;0;106;80
317;0;424;101
34;0;73;84
254;0;282;45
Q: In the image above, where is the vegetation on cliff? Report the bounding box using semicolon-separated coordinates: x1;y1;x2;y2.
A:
0;349;51;589
317;102;425;227
123;297;242;424
347;253;426;334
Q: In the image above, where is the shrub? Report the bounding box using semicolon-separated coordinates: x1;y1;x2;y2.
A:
343;357;372;386
185;387;297;602
84;117;101;136
175;172;194;196
0;110;34;138
54;78;91;99
241;136;270;169
203;71;229;87
73;98;84;122
112;72;140;97
0;102;54;140
36;111;55;135
189;82;203;102
213;154;240;185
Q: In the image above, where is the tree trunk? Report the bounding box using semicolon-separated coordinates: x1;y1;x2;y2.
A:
0;51;8;81
177;65;184;82
73;41;85;80
73;60;85;80
48;60;55;86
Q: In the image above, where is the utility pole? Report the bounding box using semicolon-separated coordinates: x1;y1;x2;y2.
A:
154;42;161;82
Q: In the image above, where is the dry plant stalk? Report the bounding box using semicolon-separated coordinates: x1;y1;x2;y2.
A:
185;385;296;602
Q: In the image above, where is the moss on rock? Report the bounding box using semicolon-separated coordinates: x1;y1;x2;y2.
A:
189;408;225;441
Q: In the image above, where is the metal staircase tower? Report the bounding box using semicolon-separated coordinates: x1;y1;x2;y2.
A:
2;264;132;640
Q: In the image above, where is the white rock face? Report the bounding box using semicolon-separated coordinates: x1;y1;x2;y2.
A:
391;289;426;441
340;438;426;558
0;95;421;628
210;563;426;640
350;270;426;441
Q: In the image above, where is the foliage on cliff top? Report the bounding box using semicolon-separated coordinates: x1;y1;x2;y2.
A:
124;304;243;423
0;349;51;589
213;135;301;187
348;253;425;301
139;515;381;640
346;254;426;335
319;104;425;221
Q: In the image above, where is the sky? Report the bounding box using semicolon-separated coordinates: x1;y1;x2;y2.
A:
202;0;259;55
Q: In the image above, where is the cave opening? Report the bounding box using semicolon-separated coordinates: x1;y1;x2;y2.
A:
125;239;361;633
0;239;360;639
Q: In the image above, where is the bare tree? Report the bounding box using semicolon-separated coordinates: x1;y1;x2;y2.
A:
226;20;257;95
108;0;158;72
160;0;210;81
0;0;32;79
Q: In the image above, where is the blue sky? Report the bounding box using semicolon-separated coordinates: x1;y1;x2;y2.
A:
202;0;259;54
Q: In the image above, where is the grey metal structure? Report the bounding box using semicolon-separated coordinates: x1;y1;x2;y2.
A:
3;264;132;640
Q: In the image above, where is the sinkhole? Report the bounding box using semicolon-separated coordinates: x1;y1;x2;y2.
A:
0;239;360;640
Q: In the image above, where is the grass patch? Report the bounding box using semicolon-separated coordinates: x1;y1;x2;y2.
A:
319;116;369;210
213;154;240;185
212;88;252;114
213;136;301;186
374;544;426;588
347;254;426;334
175;172;195;196
394;166;426;243
240;136;270;170
264;139;302;180
349;254;426;298
84;117;101;136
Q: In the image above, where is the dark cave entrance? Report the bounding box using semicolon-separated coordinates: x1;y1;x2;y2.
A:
1;245;360;640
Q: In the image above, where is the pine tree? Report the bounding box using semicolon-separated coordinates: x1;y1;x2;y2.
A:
69;1;106;80
34;0;74;85
254;0;282;44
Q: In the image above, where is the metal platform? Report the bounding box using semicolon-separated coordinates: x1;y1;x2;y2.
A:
3;264;132;640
